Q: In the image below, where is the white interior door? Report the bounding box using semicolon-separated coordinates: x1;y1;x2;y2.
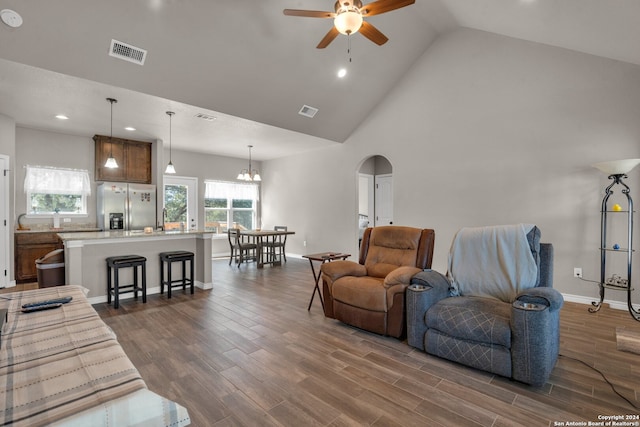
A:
358;173;374;222
163;176;198;231
374;174;393;226
0;155;9;287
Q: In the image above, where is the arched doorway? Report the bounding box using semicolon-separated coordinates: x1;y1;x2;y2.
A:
357;155;393;245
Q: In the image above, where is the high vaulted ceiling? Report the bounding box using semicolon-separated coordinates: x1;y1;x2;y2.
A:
0;0;638;161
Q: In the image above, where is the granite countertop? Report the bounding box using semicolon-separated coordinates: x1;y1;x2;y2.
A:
57;229;213;241
15;228;102;234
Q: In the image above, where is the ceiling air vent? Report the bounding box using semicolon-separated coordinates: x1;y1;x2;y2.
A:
298;105;318;118
195;113;216;121
109;39;147;65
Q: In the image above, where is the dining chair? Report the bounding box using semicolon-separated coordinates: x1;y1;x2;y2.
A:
228;228;257;267
266;225;288;263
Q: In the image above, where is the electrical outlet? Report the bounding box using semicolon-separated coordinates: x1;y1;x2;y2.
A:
63;218;71;223
573;267;582;278
303;240;307;247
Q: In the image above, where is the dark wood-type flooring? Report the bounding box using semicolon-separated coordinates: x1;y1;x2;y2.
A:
94;258;640;426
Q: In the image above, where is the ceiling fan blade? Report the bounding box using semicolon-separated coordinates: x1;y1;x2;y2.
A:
359;21;389;45
360;0;415;17
317;26;340;48
283;9;335;18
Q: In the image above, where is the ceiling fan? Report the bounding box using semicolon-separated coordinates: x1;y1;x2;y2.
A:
283;0;415;49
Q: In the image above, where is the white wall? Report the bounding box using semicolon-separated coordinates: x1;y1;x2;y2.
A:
261;28;640;305
15;128;96;228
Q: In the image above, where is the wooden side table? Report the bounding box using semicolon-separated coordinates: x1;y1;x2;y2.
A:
302;252;350;311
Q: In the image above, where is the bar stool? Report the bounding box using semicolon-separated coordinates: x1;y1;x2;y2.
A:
159;251;195;298
106;255;147;309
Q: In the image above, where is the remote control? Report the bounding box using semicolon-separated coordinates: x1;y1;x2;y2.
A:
22;296;72;309
21;303;63;313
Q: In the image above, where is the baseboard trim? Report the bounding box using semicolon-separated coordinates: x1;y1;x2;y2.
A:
561;292;640;311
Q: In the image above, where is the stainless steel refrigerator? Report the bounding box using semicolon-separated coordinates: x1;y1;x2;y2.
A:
97;182;156;231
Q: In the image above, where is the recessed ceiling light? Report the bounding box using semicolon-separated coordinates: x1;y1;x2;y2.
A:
337;68;347;78
55;114;69;120
125;126;136;131
0;9;23;28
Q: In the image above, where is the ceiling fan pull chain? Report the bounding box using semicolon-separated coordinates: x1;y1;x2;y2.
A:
347;34;352;63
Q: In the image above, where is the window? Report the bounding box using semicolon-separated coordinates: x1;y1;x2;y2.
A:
204;181;259;234
24;166;91;215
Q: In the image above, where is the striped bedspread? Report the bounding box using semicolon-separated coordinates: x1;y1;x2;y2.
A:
0;285;189;427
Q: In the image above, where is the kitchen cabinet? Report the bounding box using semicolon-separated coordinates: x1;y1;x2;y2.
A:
15;232;63;284
94;135;152;183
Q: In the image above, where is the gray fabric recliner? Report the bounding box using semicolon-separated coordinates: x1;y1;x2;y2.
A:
406;225;563;387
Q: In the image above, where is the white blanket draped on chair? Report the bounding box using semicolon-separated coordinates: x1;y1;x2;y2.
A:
447;223;538;302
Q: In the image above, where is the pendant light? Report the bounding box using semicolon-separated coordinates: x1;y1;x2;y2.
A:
237;145;261;181
165;111;176;174
104;98;118;169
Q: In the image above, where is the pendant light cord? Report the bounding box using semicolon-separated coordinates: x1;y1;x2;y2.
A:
168;112;172;162
109;99;114;157
106;98;118;165
165;111;176;174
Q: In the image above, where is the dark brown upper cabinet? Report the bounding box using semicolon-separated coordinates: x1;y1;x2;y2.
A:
94;135;152;183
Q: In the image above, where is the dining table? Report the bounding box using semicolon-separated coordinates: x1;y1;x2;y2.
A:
240;229;295;268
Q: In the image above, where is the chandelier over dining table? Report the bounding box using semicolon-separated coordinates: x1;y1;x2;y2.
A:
237;145;261;182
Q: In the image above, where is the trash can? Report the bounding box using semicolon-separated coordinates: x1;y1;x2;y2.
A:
36;249;65;288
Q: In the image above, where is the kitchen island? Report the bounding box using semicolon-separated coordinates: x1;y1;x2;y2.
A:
58;230;213;304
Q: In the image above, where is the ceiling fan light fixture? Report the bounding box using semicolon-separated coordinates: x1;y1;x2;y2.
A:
334;8;363;35
284;0;413;48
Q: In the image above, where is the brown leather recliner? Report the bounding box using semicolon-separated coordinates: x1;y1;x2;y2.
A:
321;226;435;338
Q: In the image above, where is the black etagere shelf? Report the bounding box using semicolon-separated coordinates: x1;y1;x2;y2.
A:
590;169;640;321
